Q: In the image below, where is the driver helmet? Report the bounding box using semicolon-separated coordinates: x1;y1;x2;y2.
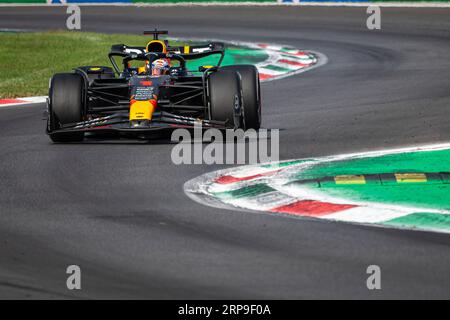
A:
151;58;170;76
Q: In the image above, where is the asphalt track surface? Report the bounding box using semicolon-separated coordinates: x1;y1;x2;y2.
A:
1;6;450;299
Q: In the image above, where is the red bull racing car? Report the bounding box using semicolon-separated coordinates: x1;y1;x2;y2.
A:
46;30;261;142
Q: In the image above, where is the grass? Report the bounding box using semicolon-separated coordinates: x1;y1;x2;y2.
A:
0;31;267;98
0;31;155;98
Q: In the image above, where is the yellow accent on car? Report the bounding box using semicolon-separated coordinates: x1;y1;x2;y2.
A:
129;101;155;121
394;173;427;183
138;66;147;74
90;67;101;71
184;45;190;54
334;175;366;185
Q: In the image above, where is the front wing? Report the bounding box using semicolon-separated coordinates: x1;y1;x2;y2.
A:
48;111;231;139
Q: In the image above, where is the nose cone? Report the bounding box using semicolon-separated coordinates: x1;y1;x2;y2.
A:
129;99;157;121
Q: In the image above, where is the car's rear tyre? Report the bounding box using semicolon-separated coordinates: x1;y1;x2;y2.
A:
48;73;85;143
220;65;261;129
208;70;243;128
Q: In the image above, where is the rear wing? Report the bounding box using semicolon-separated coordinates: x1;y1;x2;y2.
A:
108;41;225;74
168;42;225;64
110;44;146;57
168;42;224;54
109;42;224;56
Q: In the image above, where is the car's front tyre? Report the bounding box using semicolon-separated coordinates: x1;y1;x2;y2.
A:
208;70;243;129
221;65;261;130
48;73;85;143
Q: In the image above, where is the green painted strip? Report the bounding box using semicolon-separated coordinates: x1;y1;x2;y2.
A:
186;45;268;72
296;149;450;180
262;64;294;72
320;184;449;210
291;148;450;210
280;47;298;53
212;183;275;200
289;172;450;188
384;212;450;230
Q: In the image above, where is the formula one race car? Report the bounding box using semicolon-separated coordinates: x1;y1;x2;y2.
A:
46;30;261;142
